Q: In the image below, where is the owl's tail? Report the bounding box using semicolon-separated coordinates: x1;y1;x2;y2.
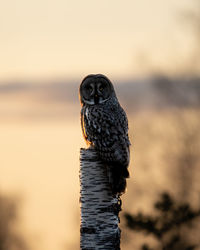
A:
108;164;129;196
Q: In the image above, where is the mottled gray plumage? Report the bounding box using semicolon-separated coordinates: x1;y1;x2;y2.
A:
79;74;130;195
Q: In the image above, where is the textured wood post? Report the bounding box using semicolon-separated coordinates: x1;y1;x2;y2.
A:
80;148;121;250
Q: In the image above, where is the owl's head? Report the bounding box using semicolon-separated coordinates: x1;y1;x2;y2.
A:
79;74;116;105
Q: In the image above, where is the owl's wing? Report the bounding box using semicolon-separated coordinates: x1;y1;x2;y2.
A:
83;105;130;166
83;104;131;195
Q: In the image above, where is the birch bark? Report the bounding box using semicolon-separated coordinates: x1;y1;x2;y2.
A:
80;148;121;250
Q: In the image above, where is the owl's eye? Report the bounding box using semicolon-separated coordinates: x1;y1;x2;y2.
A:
86;85;93;92
99;85;104;91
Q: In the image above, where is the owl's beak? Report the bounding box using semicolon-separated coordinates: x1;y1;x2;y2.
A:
94;94;99;104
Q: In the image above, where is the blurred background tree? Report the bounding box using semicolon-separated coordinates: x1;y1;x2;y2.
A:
0;194;29;250
124;192;200;250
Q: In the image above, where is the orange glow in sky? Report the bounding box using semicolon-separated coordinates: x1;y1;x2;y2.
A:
0;119;84;250
0;0;194;81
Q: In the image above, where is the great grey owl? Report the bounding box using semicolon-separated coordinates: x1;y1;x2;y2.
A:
79;74;131;195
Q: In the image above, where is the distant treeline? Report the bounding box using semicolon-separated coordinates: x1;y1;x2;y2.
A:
0;75;200;111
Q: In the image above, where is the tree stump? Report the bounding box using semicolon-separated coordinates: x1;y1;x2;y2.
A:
80;148;121;250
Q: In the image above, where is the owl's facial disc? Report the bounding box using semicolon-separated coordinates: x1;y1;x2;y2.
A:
80;79;95;105
80;74;115;105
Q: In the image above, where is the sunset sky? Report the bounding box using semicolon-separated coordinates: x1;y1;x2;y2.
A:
0;0;194;81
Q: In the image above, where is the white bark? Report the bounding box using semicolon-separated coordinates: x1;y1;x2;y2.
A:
80;148;121;250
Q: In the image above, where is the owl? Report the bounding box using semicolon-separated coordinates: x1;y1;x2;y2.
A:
79;74;131;195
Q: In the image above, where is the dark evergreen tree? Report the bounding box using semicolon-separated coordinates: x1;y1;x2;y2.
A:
124;192;200;250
